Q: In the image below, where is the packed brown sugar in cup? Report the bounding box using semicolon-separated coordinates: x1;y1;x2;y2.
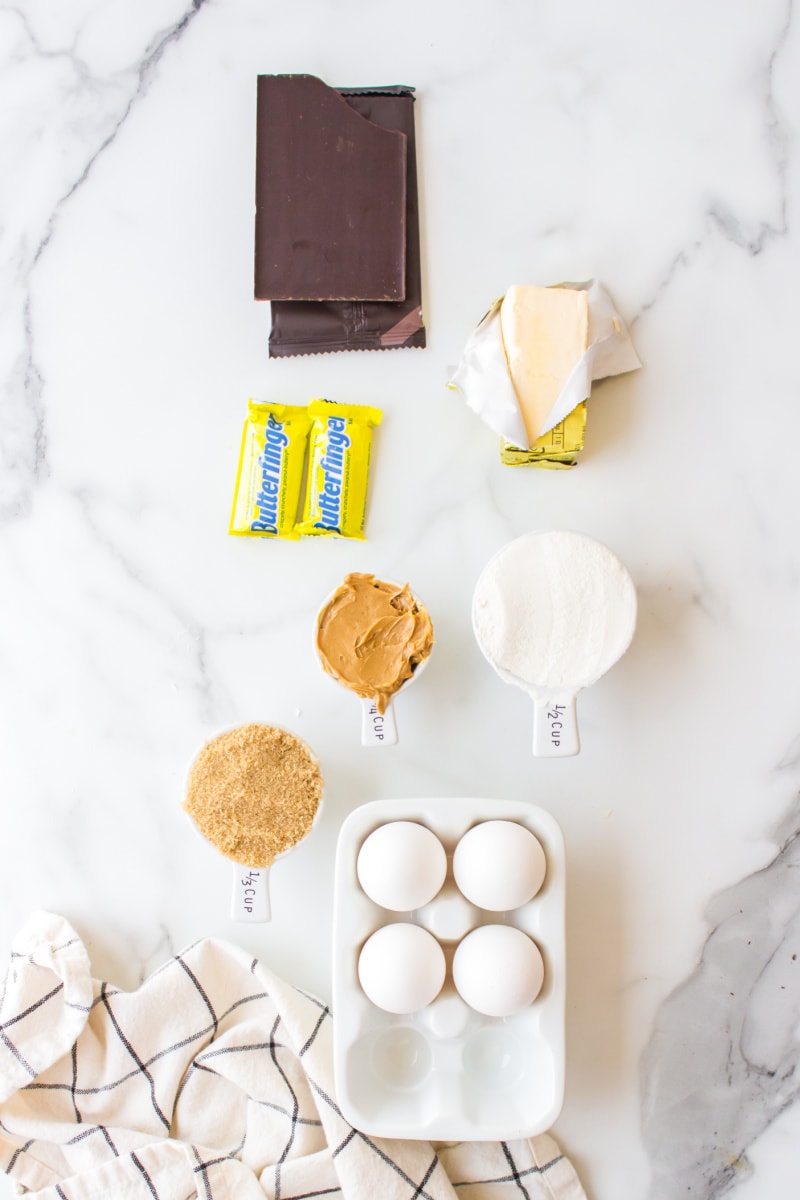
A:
184;724;323;867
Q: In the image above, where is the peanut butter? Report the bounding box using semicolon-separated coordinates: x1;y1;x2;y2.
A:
315;573;433;714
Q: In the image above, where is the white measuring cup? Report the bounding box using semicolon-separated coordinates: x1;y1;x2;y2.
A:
184;724;324;922
315;581;432;748
356;649;430;747
472;531;636;757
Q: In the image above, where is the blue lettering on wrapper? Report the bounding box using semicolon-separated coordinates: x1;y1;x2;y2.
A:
314;419;351;533
251;415;289;533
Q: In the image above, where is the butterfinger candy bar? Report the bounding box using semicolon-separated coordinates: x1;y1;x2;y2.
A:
229;402;311;538
297;400;382;539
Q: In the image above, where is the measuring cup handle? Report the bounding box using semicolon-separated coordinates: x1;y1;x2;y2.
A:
231;865;271;922
360;697;398;747
533;696;579;757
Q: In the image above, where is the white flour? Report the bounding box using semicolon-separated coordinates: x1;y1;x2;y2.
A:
473;531;636;690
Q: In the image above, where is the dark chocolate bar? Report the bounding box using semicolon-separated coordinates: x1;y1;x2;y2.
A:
268;86;426;356
255;75;407;302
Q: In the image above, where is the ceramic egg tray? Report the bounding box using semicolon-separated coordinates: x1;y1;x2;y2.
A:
332;798;565;1141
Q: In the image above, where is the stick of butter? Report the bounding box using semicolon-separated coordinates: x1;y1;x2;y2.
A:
499;285;589;446
446;279;641;463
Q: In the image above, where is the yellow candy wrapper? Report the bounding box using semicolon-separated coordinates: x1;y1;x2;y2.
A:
297;400;382;539
229;402;312;537
500;401;588;469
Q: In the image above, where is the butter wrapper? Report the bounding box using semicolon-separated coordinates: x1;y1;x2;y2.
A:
500;402;588;469
447;279;641;457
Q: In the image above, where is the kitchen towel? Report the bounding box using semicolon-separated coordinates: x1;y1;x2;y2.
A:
0;912;586;1200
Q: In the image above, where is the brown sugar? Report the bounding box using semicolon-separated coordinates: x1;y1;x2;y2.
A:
184;723;323;867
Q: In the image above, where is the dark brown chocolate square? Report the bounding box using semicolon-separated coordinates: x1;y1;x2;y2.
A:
268;86;426;356
255;74;407;302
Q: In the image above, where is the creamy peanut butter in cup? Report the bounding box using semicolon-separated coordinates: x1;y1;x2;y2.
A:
315;573;434;745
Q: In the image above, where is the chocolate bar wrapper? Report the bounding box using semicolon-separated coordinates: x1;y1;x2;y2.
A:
269;86;425;356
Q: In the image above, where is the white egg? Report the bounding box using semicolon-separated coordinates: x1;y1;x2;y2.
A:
357;821;447;911
358;923;446;1014
453;925;544;1017
453;820;546;911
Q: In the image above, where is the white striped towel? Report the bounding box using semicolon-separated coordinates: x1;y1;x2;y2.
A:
0;912;586;1200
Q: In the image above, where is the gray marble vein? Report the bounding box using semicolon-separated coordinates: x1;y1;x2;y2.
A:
641;800;800;1199
69;486;217;720
633;0;792;323
0;0;209;522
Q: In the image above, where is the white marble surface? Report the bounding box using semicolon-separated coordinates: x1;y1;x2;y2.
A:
1;0;799;1196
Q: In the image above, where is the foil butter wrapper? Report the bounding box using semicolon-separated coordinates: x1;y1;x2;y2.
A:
447;280;641;468
500;403;588;470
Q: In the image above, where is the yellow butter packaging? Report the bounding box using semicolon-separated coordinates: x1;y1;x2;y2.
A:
500;401;588;469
